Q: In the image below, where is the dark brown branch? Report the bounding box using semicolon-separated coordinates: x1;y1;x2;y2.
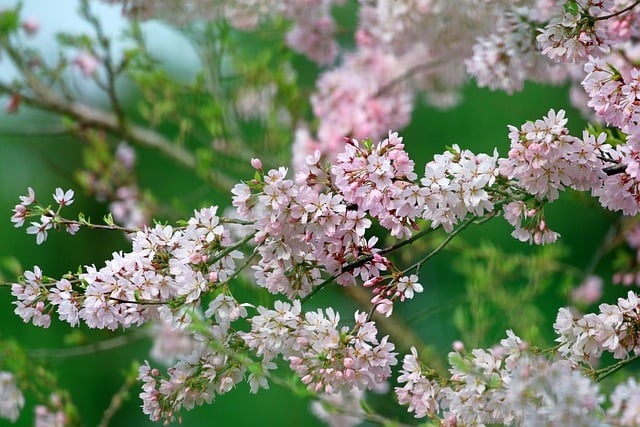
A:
603;163;626;176
594;0;640;21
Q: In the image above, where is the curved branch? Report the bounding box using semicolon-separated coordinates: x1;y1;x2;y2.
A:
0;46;236;190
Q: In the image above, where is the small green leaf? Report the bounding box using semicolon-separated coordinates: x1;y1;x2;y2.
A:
0;9;20;37
563;0;580;15
103;212;114;226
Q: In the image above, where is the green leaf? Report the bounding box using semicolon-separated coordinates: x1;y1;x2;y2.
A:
103;212;114;226
0;9;20;37
563;0;580;15
448;352;470;373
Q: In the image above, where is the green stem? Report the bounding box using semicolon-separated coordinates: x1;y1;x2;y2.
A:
97;364;139;427
402;216;476;275
592;353;640;382
27;329;148;359
59;218;137;234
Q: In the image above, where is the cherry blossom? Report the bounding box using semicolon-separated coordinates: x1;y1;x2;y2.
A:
53;188;74;207
554;290;640;362
73;51;99;77
396;331;604;426
0;372;24;422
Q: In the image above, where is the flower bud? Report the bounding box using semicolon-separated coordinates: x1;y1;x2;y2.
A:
21;19;39;35
250;158;262;170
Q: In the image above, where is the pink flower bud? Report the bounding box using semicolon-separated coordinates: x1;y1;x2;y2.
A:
250;158;262;170
21;19;39;35
452;340;465;352
74;52;99;77
533;231;542;245
613;272;622;284
363;277;381;287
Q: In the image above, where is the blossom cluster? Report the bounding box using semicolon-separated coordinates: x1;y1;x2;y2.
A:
499;109;605;202
77;142;149;230
11;205;242;330
10;187;77;244
466;5;563;94
241;300;397;394
138;317;253;423
233;132;436;310
34;394;67;427
0;372;24;423
136;298;396;424
554;290;640;362
395;329;640;426
7;112;640;424
299;45;414;158
537;0;614;63
9;104;639;333
106;0;345;65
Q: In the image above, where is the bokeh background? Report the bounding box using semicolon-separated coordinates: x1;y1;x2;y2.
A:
0;1;619;426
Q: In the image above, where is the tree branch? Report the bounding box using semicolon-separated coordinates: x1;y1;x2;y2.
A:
0;45;236;190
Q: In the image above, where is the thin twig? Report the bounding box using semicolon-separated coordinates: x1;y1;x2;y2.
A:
402;216;475;275
594;0;640;21
0;45;236;190
27;329;149;359
97;365;139;427
376;59;445;97
302;225;438;302
592;353;640;381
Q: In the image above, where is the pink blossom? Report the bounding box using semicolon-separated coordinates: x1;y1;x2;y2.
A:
250;158;262;170
53;188;74;207
570;275;603;305
21;19;39;35
73;52;99;77
19;187;36;206
0;372;24;422
10;204;28;228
